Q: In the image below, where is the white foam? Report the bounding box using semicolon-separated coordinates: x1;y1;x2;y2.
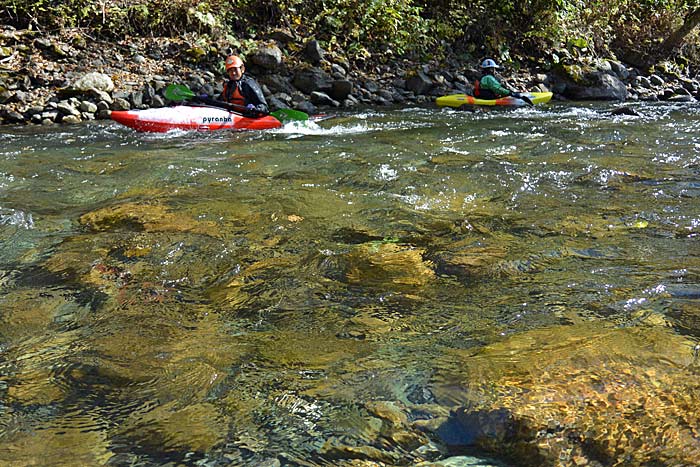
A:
274;120;374;138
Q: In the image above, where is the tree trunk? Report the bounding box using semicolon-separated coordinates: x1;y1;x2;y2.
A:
659;8;700;55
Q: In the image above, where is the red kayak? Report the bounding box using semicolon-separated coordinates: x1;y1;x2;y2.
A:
110;105;282;133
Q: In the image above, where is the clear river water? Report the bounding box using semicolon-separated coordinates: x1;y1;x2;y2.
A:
1;102;699;466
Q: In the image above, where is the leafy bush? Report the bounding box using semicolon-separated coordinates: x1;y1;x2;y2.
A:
1;0;699;70
0;0;229;36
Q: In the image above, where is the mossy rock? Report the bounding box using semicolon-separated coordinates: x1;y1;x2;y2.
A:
559;63;597;85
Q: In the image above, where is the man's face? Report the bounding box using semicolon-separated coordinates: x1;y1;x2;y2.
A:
227;64;244;81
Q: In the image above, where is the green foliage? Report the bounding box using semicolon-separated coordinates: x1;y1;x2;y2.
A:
1;0;102;30
315;0;433;56
548;0;698;67
1;0;699;69
0;0;230;36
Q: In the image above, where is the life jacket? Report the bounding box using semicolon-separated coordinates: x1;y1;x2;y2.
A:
223;81;245;106
473;77;497;99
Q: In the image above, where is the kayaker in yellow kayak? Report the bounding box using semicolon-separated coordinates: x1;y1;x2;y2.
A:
473;58;532;105
220;55;269;117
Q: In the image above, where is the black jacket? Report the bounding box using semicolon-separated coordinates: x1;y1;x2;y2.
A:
220;75;269;115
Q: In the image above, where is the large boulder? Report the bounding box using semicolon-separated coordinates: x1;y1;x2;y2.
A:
405;71;433;95
293;67;332;94
330;80;353;100
562;71;628;101
249;44;283;71
258;74;296;94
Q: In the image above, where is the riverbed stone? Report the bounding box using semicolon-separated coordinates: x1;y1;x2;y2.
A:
90;88;112;104
79;201;219;236
673;94;696;102
56;101;79;116
608;60;629;80
3;110;24;122
418;455;508;467
111;97;130;110
268;95;289;110
41;110;58;121
12;89;28;103
330;79;353;100
120;402;228;453
310;91;339;106
295;100;316;114
129;90;144;108
0;424;113;465
649;74;665;86
346;242;435;287
255;328;367;370
320;439;399;464
405;70;433;95
150;95;164;107
80;100;98;113
365;400;409;427
304;39;325;64
293;67;332;94
70;72;114;92
429;239;508;279
259;74;296;95
563;71;628;100
331;63;346;77
61;114;81;124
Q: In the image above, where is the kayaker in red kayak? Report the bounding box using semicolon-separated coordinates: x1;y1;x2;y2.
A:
473;58;532;104
220;55;269;117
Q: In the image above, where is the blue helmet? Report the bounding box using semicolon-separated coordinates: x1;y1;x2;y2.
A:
480;58;500;69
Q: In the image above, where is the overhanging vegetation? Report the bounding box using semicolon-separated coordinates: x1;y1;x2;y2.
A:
1;0;699;72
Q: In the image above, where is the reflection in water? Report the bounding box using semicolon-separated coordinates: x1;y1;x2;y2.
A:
0;103;699;465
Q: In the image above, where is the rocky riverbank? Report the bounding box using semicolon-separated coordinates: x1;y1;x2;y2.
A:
1;25;699;126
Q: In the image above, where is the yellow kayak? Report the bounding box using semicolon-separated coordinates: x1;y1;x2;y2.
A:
436;92;553;108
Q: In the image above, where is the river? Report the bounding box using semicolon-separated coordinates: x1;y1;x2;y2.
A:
1;102;699;466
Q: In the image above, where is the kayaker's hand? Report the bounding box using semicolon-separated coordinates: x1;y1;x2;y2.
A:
243;104;259;117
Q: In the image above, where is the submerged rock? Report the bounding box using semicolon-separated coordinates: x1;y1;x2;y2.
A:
0;424;114;465
119;402;229;453
610;105;641;116
431;323;700;465
345;242;435;287
429;239;509;279
79;201;218;236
